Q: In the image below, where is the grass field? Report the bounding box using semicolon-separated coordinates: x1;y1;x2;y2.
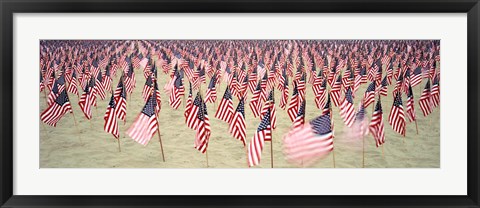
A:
39;57;440;168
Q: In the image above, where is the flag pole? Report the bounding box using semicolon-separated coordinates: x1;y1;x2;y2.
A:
244;145;249;167
152;79;165;162
270;139;274;168
117;137;122;152
270;89;274;168
155;115;166;162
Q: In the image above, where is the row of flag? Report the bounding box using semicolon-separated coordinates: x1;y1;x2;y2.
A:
39;39;440;167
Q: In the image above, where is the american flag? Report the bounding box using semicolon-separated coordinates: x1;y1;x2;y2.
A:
132;53;142;69
297;73;306;101
142;75;154;102
168;70;184;110
279;72;289;110
287;82;299;122
389;92;406;136
153;81;162;114
363;81;376;107
369;99;385;147
406;84;416;122
238;74;249;99
194;99;211;153
283;112;334;167
353;67;366;94
215;86;234;123
127;92;159;146
94;69;106;100
248;67;257;93
186;92;202;130
259;72;269;102
379;75;388;97
431;76;440;108
291;100;306;132
247;107;272;167
78;78;96;120
419;79;433;117
330;74;342;107
340;87;355;127
260;90;277;131
124;62;136;95
353;102;369;139
40;90;72;127
67;70;79;96
102;65;113;92
229;97;246;146
104;93;119;138
230;71;239;98
410;66;423;87
139;57;149;73
386;66;393;85
113;78;127;122
277;68;288;92
322;93;331;115
47;74;66;106
204;76;217;103
249;81;262;118
40;70;45;92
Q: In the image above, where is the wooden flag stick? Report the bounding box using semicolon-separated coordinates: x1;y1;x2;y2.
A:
117;138;122;152
244;145;249;167
155;114;166;162
270;140;274;168
332;146;336;168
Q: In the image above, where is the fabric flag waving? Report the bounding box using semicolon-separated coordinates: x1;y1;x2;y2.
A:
406;84;416;122
283;112;334;167
113;78;127;122
229;97;247;146
104;93;119;138
215;86;234;123
127;92;159;146
363;81;376;107
340;87;356;127
247;108;272;167
184;82;193;123
204;76;217;103
291;100;306;132
287;82;299;122
194;99;211;153
40;90;72;127
419;79;433;117
369;99;386;147
389;92;406;136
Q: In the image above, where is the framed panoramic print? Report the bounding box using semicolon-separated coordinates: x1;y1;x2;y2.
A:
1;0;479;207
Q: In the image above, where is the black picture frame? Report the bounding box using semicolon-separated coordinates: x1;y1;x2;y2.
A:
1;0;479;207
